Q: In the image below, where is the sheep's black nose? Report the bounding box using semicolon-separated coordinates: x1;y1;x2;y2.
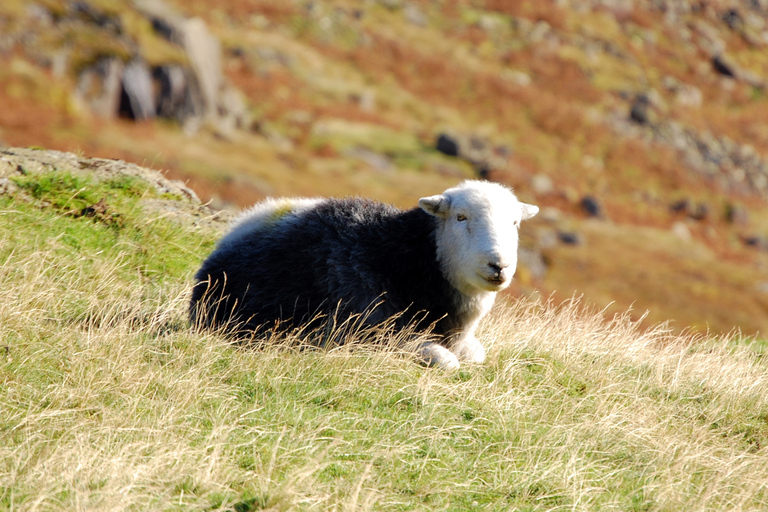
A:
488;263;505;278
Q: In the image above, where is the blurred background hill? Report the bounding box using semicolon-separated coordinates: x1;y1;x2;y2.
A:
2;0;768;335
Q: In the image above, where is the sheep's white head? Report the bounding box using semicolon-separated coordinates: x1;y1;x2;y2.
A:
419;180;538;295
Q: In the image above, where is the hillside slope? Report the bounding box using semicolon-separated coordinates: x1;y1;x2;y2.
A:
3;148;768;510
2;1;768;334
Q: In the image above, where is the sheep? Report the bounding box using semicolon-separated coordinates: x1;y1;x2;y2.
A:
190;180;538;369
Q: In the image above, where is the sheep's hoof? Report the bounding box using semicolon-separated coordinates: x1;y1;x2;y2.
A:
418;342;460;370
452;336;486;364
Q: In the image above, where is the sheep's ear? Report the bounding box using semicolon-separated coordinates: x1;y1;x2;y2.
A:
419;194;450;217
520;202;539;220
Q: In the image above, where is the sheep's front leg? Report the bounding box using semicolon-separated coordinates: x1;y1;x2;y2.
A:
417;341;460;370
449;312;487;364
450;332;486;364
416;312;489;369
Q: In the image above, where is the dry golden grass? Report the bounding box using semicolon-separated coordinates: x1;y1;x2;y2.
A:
4;9;768;500
3;195;768;510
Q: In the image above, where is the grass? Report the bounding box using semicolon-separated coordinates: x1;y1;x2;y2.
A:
3;165;768;511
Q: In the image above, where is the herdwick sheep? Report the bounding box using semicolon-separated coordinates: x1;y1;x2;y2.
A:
190;180;538;369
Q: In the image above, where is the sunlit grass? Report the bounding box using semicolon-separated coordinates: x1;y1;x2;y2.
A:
3;173;768;511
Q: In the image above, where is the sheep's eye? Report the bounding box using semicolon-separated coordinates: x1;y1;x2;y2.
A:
456;214;467;222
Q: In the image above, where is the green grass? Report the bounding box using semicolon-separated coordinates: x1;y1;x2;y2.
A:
3;170;768;511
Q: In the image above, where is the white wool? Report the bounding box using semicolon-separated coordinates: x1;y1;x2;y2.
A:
215;197;324;252
416;180;538;369
419;180;538;296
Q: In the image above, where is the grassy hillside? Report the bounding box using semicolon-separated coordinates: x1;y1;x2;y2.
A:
3;151;768;510
2;0;768;335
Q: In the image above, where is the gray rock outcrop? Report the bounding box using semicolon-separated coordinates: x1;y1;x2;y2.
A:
42;0;252;133
0;147;229;228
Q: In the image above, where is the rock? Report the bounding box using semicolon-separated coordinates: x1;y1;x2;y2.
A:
463;135;491;165
503;69;532;87
670;199;688;214
434;131;506;177
436;133;459;157
0;177;19;196
154;65;204;122
712;54;737;78
709;54;764;86
176;17;222;122
120;60;156;120
558;231;584;246
69;1;122;32
671;198;709;221
671;221;692;241
150;15;176;40
530;174;554;195
724;202;749;225
75;58;124;118
67;0;243;128
744;235;768;251
690;203;709;221
0;0;249;133
745;11;766;31
692;19;726;55
0;147;195;200
404;3;427;26
630;94;652;124
722;8;743;31
580;195;603;218
663;76;703;108
528;20;552;44
351;89;376;111
134;0;244;129
0;147;230;228
25;4;53;28
581;154;604;171
674;84;703;108
217;84;251;131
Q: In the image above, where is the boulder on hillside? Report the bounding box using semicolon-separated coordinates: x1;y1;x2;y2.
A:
580;196;603;218
120;60;156;121
724;202;749;225
671;198;710;221
434;131;511;178
154;65;205;122
0;147;229;229
712;53;765;87
174;17;222;122
744;235;768;251
75;58;124;118
558;231;584;246
712;54;737;78
629;94;652;125
64;0;249;132
435;133;460;157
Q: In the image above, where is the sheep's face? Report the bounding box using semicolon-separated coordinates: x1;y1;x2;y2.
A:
419;181;538;295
